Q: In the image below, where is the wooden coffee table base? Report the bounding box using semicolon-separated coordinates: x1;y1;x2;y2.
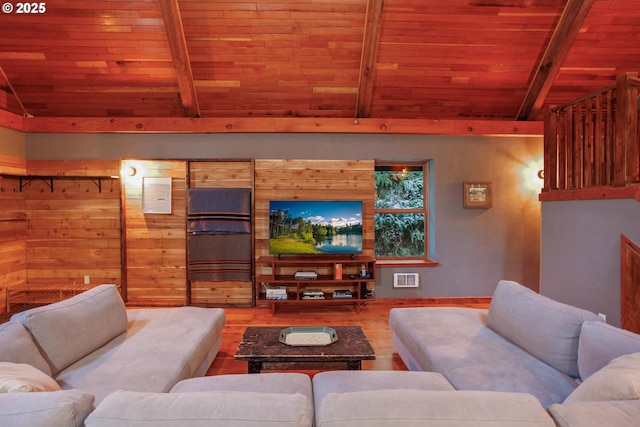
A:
247;359;363;374
235;326;375;374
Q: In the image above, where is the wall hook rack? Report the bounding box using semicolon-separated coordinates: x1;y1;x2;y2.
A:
20;177;53;192
19;176;106;193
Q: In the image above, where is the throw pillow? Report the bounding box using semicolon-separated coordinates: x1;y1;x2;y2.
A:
0;362;61;393
564;352;640;403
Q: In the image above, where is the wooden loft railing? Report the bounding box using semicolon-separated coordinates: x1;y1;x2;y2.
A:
542;72;640;201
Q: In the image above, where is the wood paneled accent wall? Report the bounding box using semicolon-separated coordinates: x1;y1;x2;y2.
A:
25;177;121;287
0;155;26;175
188;161;254;306
254;159;375;279
0;175;26;313
121;160;187;306
189;161;253;189
24;161;121;289
0;159;121;313
2;157;375;311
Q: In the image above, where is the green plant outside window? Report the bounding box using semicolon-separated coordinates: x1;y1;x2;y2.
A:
374;163;427;259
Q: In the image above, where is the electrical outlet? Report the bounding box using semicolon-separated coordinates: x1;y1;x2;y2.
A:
84;275;90;285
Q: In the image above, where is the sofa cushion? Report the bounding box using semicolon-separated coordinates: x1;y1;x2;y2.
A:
171;372;313;404
315;389;554;427
577;320;640;380
389;306;578;407
0;321;52;376
55;306;225;404
0;389;94;427
85;390;313;427
487;280;602;378
11;285;127;375
312;370;454;416
0;362;61;393
548;400;640;427
564;352;640;403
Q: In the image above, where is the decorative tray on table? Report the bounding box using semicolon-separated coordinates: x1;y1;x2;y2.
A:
279;326;338;346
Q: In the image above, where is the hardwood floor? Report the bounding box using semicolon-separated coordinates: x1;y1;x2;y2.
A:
206;298;490;376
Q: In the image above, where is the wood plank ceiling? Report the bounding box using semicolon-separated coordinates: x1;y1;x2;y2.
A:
0;0;639;134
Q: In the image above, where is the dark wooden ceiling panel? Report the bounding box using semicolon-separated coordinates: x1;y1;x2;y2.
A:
0;0;638;131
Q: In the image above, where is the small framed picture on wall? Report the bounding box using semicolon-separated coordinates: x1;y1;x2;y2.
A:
142;176;173;214
463;182;492;209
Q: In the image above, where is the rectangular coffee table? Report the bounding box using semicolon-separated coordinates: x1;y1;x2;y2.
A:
234;326;375;373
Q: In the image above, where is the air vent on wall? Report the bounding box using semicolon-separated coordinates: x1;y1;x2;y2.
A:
393;273;419;288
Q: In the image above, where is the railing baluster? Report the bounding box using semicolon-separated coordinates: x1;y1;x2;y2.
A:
544;72;639;196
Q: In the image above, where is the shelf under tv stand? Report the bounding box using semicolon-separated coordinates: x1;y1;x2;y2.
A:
256;255;376;314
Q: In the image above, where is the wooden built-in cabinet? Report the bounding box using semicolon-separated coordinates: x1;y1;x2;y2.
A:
256;255;375;313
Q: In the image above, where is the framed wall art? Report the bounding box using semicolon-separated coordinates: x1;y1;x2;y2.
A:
463;182;492;209
142;176;172;214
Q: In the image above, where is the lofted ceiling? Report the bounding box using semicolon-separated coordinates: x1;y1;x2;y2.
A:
0;0;639;134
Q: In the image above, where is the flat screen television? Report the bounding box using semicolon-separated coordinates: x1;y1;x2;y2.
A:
269;200;363;255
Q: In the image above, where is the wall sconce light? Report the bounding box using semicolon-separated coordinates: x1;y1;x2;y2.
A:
519;157;543;195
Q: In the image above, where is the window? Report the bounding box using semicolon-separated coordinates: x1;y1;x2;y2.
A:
374;161;430;263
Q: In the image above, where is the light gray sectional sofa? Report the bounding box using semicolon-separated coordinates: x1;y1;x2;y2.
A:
386;279;640;426
0;284;226;426
390;279;600;407
2;280;640;426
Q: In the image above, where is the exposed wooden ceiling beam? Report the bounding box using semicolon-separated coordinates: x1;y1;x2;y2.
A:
356;0;385;118
5;111;541;136
516;0;594;121
0;66;32;118
159;0;200;118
